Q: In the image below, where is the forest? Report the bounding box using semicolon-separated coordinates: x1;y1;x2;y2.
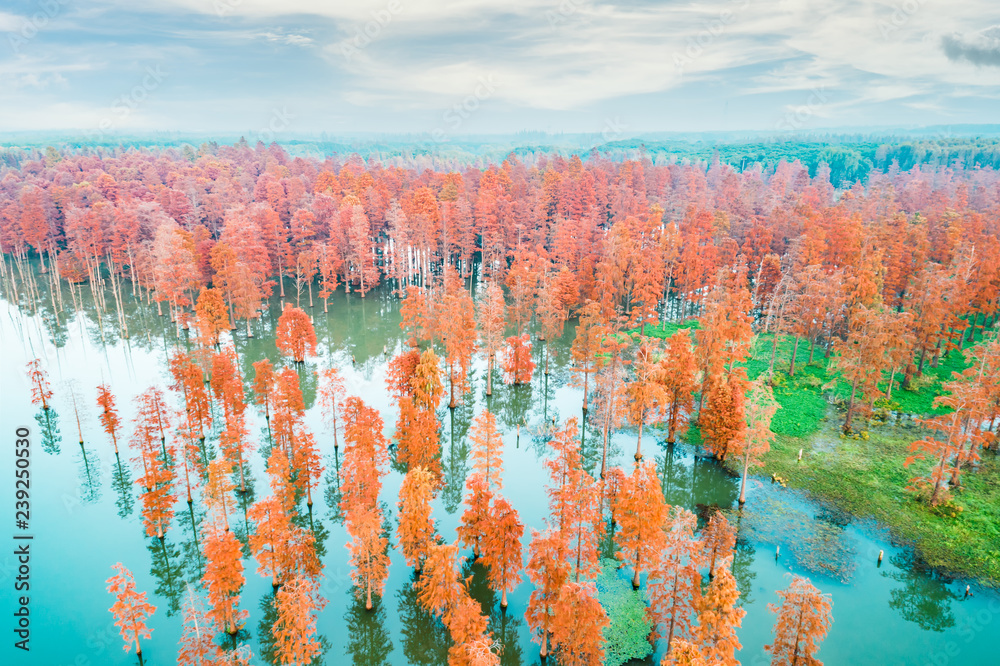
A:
2;139;999;666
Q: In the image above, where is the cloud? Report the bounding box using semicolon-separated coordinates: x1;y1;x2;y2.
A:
941;27;1000;67
257;31;313;47
3;0;1000;131
0;11;23;32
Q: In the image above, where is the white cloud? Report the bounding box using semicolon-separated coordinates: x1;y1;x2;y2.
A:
0;11;24;32
257;31;313;47
69;0;1000;113
4;0;1000;131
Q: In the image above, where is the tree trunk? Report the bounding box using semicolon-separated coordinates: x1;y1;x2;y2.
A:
449;362;456;409
844;377;859;432
769;333;779;374
789;337;800;376
486;355;493;396
635;420;643;461
792;605;806;666
666;571;680;651
739;442;752;504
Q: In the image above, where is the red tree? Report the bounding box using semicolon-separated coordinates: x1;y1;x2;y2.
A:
480;495;524;609
26;359;52;410
613;460;668;588
764;575;833;666
96;383;122;454
273;575;326;664
106;563;156;662
276;305;317;364
550;581;609;666
397;466;438;572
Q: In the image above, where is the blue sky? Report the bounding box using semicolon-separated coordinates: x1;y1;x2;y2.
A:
1;0;998;138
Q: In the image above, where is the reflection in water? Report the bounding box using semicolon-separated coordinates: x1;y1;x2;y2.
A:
298;512;332;562
74;444;102;505
297;363;319;411
323;449;345;525
148;537;184;616
489;607;524;666
345;586;394;666
465;557;526;666
177;501;205;577
463;559;495;611
231;469;258;549
495;382;532;434
657;442;691;506
396;575;451;666
111;455;135;518
36;408;61;454
256;592;280;665
885;551;958;631
463;559;525;666
579;417;603;476
732;493;857;583
691;450;739;510
443;409;471;514
5;263;1000;666
731;511;757;606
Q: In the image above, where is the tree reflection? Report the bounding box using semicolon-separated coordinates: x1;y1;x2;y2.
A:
147;537;184;616
730;511;757;606
74;444;102;505
579;418;603;477
36;408;61;454
257;592;280;665
463;558;524;666
490;606;524;666
177;501;204;577
657;442;691;506
691;449;739;510
885;551;958;631
112;455;135;518
345;586;393;666
397;574;450;666
495;383;532;434
323;450;345;525
443;409;471;514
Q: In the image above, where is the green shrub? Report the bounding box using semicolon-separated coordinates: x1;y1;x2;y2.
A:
595;559;653;666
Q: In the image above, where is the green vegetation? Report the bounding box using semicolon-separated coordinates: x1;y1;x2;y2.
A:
764;430;1000;587
745;332;970;438
737;332;1000;587
594;559;653;666
634;319;700;340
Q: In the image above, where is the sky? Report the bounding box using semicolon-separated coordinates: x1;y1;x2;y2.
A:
1;0;999;140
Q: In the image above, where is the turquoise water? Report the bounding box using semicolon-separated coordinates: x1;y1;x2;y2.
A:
0;274;997;666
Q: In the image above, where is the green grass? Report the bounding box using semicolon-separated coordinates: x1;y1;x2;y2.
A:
746;332;976;435
764;430;1000;587
709;329;1000;586
634;319;700;340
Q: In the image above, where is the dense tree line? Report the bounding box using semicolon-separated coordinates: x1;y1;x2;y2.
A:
9;140;1000;665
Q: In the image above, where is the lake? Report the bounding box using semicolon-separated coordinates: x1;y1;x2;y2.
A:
1;271;997;666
